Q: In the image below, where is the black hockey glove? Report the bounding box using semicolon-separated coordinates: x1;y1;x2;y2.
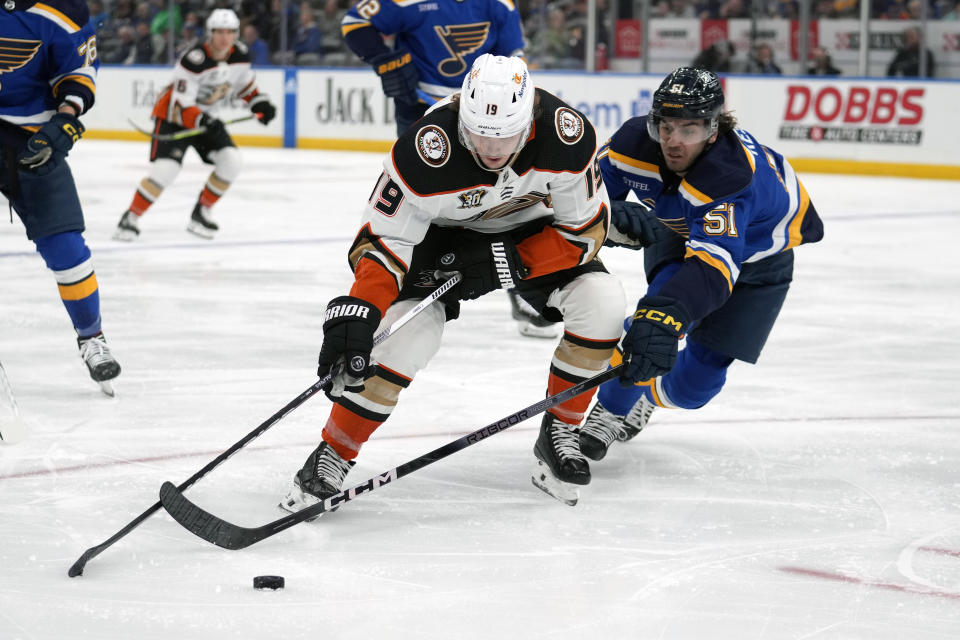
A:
605;200;661;249
249;97;276;125
619;295;690;386
370;49;419;105
197;113;226;137
19;112;85;173
317;296;382;398
435;235;528;301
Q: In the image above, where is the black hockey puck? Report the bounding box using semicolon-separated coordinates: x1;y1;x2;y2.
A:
253;575;285;590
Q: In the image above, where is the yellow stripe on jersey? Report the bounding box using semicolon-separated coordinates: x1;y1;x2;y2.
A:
341;21;371;35
607;149;660;179
738;138;757;172
52;74;96;98
785;179;812;251
685;246;733;292
30;3;82;32
678;179;712;206
58;273;98;301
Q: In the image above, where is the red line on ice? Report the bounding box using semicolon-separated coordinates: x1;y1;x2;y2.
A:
779;566;960;601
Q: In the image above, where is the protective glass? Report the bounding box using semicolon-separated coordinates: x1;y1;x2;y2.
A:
646;116;717;144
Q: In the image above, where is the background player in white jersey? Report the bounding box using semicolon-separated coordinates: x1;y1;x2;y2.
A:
578;67;825;460
0;0;120;395
281;55;625;508
113;9;276;241
341;0;556;339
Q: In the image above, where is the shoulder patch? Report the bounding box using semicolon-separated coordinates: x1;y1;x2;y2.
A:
415;124;451;168
185;47;207;68
554;107;585;145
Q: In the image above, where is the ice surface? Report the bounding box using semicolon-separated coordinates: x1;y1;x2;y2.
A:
1;141;959;639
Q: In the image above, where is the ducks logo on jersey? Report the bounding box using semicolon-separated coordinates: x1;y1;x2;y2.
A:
416;124;451;167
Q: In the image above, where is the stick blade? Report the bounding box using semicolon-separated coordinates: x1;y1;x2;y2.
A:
159;481;255;550
68;550;95;577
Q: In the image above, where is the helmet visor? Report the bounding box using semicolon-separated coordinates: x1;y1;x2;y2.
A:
647;115;717;144
458;122;527;164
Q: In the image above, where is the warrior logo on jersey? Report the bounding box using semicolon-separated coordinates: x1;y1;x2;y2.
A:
0;38;42;75
416;124;451;167
458;189;487;209
555;108;585;145
434;23;491;77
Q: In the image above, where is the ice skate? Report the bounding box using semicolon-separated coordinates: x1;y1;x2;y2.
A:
187;202;218;239
509;290;559;339
531;413;590;506
77;333;121;397
112;211;140;241
279;442;355;521
579;396;654;461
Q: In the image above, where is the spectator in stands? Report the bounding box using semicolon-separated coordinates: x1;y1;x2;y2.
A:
691;40;736;73
104;24;137;64
243;24;271;66
718;0;749;17
133;21;155;64
808;46;840;75
887;26;935;77
316;0;349;63
943;0;960;18
668;0;698;17
150;0;182;39
529;5;580;69
293;3;324;65
89;0;110;32
744;42;782;74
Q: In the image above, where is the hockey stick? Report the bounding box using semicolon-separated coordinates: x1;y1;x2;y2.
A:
67;274;460;577
126;115;258;142
0;360;28;444
158;363;625;551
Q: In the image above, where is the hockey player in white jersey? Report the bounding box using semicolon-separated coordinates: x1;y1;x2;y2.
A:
280;55;626;508
113;9;276;241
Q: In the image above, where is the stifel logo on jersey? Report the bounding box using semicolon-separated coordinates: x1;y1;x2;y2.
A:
778;83;924;145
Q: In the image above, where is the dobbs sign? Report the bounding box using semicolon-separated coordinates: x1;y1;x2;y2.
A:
777;83;924;145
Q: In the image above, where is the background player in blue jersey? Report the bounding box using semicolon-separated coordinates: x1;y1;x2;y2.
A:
341;0;525;135
0;0;120;395
578;67;825;460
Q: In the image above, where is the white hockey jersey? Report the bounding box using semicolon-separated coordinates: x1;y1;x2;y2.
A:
346;89;611;314
151;42;260;128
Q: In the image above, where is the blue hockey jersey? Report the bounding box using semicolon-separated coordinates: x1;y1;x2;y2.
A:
599;116;824;323
342;0;524;99
0;0;98;134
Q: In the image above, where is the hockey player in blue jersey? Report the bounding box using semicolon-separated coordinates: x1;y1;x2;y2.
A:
341;0;525;135
578;67;824;459
0;0;120;395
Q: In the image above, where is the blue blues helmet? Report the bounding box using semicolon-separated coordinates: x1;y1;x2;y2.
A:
647;67;725;142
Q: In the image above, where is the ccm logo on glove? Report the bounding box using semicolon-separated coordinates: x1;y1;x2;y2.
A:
632;307;685;334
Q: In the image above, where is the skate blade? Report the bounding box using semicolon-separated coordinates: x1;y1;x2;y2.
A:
531;461;579;506
278;486;325;522
112;228;139;242
186;222;216;239
518;321;560;339
0;418;29;444
98;381;116;397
